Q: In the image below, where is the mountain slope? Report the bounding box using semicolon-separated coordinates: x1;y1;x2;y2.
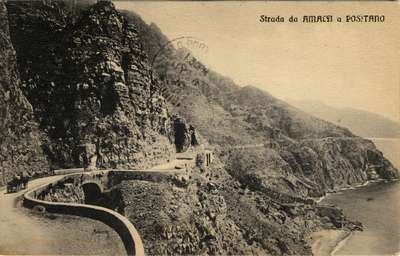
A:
117;8;398;254
289;100;400;138
122;10;398;193
2;2;398;255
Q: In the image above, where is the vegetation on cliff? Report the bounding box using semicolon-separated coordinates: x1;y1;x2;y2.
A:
1;1;398;255
122;10;398;195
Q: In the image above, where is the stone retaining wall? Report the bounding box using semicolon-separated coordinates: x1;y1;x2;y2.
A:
107;169;188;188
23;173;144;256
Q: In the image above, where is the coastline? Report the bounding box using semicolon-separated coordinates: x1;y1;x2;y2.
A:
309;229;351;256
310;180;383;255
312;179;400;256
330;231;353;255
313;178;387;203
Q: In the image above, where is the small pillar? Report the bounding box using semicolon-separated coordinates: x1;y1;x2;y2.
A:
78;143;97;172
196;150;213;168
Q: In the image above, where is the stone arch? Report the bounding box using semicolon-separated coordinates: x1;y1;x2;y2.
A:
82;182;103;205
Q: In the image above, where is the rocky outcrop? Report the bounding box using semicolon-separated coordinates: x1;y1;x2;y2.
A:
222;136;399;200
0;2;49;186
298;137;398;189
6;1;182;169
110;159;361;255
3;2;398;255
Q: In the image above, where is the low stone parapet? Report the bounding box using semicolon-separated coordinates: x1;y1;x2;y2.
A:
23;173;144;256
53;168;84;175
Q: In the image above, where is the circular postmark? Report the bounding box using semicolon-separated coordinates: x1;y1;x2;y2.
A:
151;36;209;69
150;36;213;110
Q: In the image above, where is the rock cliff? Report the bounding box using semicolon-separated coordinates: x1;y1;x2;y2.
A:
1;2;398;255
0;2;49;186
109;159;362;255
6;1;183;169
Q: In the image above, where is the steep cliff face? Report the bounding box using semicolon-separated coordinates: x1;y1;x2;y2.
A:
3;2;398;255
0;2;49;186
6;1;178;169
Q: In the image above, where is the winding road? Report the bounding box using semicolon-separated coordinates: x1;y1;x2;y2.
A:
0;152;200;255
0;175;126;255
0;176;64;254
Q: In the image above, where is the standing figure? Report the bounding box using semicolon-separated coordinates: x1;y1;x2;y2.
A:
14;174;22;191
21;171;30;189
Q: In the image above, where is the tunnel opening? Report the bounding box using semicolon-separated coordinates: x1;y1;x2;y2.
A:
174;121;188;153
82;183;102;205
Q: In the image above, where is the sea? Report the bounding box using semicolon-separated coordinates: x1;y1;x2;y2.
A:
322;138;400;255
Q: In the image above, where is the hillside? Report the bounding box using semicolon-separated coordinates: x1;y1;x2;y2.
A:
289;100;400;138
122;10;398;192
0;2;398;255
121;8;398;254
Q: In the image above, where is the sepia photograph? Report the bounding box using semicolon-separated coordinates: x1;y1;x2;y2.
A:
0;0;399;255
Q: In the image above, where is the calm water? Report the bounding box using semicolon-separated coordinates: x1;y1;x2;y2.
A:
323;138;400;255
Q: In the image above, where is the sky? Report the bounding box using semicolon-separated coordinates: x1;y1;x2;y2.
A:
115;1;400;122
